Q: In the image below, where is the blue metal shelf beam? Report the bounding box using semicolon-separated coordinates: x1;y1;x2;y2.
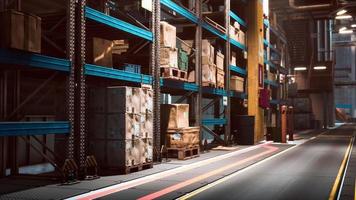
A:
0;122;70;137
85;64;152;84
202;118;227;125
202;87;228;96
230;91;247;99
0;49;70;72
161;0;199;23
230;65;247;76
160;79;198;92
229;11;247;28
85;7;153;41
230;38;247;51
202;21;228;41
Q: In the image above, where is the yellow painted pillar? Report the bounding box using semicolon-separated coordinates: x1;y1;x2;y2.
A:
247;0;265;143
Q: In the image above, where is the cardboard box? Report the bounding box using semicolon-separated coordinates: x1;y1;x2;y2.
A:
160;21;176;48
202;40;214;63
160;47;178;68
231;51;237;66
26;14;41;53
107;86;141;114
202;63;217;85
234;21;240;31
230;75;244;92
87;37;113;67
216;52;224;70
217;69;225;89
161;104;189;129
107;113;141;140
140;113;153;139
238;31;245;45
0;10;24;51
141;88;153;114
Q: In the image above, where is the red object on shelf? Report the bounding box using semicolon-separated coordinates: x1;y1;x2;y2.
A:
259;88;270;109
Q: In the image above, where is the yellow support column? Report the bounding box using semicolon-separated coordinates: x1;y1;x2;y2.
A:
247;0;265;143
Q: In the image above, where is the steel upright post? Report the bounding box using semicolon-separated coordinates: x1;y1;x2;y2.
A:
225;0;231;145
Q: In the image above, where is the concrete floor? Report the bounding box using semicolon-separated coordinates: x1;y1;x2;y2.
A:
0;126;354;200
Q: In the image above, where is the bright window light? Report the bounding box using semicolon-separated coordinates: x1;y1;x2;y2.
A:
314;66;327;70
351;24;356;28
294;67;307;71
336;9;347;16
335;15;352;20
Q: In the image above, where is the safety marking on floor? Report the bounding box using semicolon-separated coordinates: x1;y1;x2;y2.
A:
67;142;273;200
137;145;279;200
177;130;329;200
329;136;354;200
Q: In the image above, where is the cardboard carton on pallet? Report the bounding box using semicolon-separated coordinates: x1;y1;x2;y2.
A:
160;47;178;68
160;21;176;48
161;104;189;130
202;39;215;63
165;127;200;148
217;68;225;89
107;86;141;114
202;63;217;87
216;52;225;70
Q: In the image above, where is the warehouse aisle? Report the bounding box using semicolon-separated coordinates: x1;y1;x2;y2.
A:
66;143;292;200
181;125;355;200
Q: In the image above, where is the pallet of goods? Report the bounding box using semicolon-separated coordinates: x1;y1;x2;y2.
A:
88;86;153;174
216;51;225;89
161;104;200;160
201;40;217;87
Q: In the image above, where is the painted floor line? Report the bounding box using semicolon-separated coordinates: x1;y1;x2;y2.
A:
67;142;273;200
329;137;353;200
137;145;279;200
177;131;327;200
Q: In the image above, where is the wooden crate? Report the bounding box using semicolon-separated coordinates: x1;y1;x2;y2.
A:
140;87;153;114
161;104;189;130
165;127;200;149
166;146;200;160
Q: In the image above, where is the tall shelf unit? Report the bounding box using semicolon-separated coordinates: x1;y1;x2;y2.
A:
0;0;76;177
0;0;285;178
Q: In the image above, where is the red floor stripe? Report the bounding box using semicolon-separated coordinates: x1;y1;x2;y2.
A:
137;145;278;200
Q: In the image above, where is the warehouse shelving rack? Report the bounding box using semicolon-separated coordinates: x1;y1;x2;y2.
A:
0;0;76;178
0;0;271;179
263;16;290;130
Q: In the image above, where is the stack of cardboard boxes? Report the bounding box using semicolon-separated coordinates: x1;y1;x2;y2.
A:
0;10;41;53
229;21;245;46
88;86;153;171
216;51;225;89
201;40;217;87
161;104;200;157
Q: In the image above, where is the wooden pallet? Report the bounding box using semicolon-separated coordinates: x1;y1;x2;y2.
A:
166;146;200;160
121;162;153;174
202;81;216;88
160;67;188;81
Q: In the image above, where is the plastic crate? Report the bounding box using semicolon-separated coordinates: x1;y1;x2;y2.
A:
123;63;141;74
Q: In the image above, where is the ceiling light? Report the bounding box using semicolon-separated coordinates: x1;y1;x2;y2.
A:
335;15;352;20
339;29;353;34
336;9;347;16
314;66;327;70
294;67;307;71
351;24;356;28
